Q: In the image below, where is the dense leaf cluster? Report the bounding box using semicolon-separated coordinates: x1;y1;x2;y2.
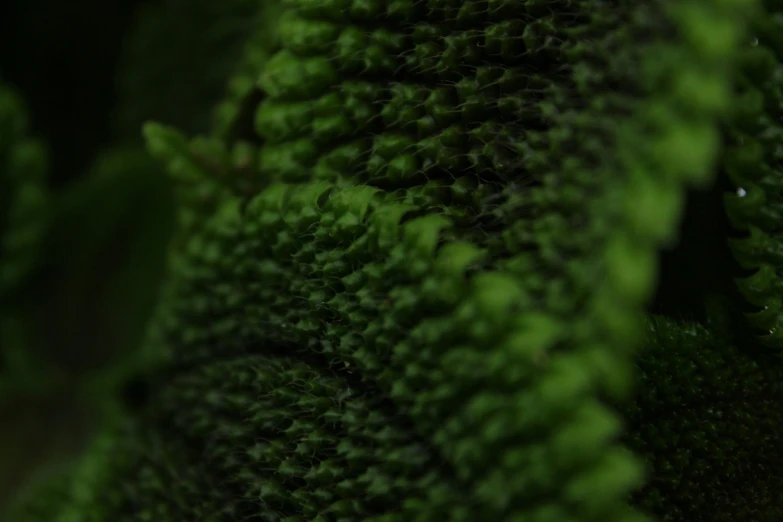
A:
2;0;783;521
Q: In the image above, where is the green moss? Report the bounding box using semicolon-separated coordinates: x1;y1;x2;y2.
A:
627;316;783;521
4;0;783;521
721;10;783;347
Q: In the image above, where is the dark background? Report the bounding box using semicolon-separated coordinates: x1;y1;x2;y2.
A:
0;1;262;510
0;0;149;189
0;0;159;511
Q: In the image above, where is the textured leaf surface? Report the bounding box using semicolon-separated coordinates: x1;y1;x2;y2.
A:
4;0;783;521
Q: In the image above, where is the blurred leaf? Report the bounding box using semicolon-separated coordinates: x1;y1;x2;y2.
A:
31;147;176;376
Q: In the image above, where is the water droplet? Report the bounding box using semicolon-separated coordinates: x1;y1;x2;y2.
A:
737;187;747;197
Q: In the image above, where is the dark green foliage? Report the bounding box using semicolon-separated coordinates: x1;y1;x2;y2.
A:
0;84;176;516
37;148;176;373
0;83;49;299
627;316;783;521
113;0;275;141
0;82;53;401
723;11;783;346
3;0;783;521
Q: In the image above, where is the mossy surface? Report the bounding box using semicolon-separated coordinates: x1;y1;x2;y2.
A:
3;0;783;521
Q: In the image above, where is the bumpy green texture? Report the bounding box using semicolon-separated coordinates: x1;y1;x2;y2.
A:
5;0;783;521
626;316;783;522
723;5;783;347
